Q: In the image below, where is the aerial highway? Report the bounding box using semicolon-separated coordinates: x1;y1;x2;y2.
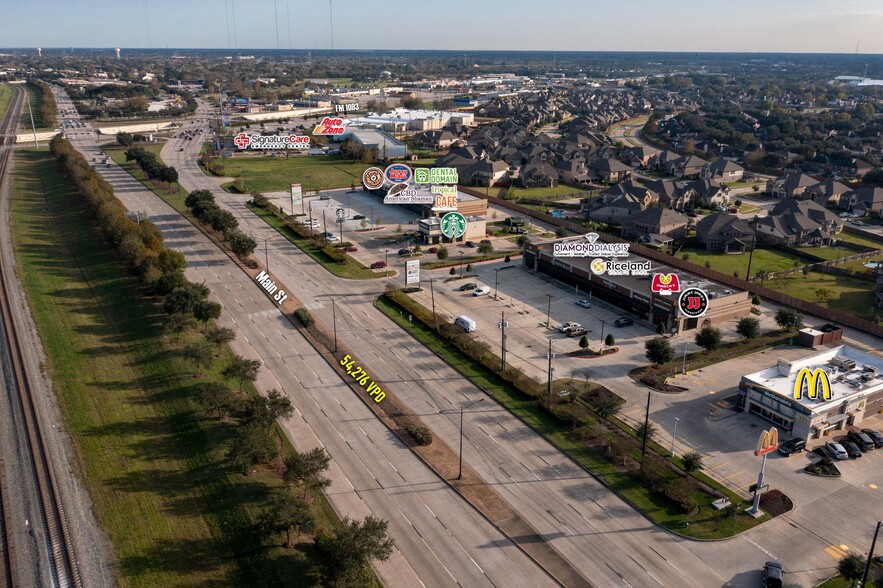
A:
54;88;558;588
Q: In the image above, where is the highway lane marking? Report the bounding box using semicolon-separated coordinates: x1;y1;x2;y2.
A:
567;503;598;530
826;545;847;559
647;545;685;576
744;536;777;560
627;554;663;586
605;562;634;588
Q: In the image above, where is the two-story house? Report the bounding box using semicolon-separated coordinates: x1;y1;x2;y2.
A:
695;213;755;253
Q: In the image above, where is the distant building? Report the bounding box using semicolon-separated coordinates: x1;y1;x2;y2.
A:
334;126;408;159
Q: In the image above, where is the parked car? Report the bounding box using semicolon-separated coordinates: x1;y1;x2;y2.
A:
342;246;358;253
480;239;492;245
614;317;633;327
687;211;698;218
777;438;806;457
370;261;387;269
851;221;865;226
842;440;863;458
847;430;875;452
565;327;588;338
302;219;320;227
398;248;411;256
352;214;366;220
458;282;478;291
427;247;439;253
575;299;592;308
861;428;883;448
319;194;331;200
464;241;477;248
763;561;784;588
825;441;849;460
473;286;491;296
558;322;582;333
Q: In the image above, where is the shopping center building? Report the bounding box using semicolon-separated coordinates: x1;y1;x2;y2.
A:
738;345;883;441
523;235;752;333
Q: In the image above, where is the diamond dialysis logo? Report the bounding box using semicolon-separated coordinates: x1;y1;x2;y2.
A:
553;233;630;258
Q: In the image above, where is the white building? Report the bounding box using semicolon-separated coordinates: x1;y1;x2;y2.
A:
739;345;883;441
349;108;474;132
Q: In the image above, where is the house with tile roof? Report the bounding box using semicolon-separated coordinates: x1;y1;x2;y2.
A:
695;213;755;253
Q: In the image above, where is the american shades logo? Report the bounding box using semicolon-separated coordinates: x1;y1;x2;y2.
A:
793;367;832;401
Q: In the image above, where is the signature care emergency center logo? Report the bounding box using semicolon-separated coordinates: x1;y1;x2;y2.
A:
233;133;310;150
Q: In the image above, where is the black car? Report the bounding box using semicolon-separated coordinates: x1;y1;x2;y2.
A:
464;241;477;248
847;430;875;452
861;428;883;448
842;440;863;458
398;248;411;256
777;438;806;457
613;317;633;327
458;282;477;291
352;214;366;220
763;561;784;588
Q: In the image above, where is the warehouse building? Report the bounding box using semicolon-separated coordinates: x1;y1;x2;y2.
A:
738;345;883;441
332;126;408;159
523;235;752;333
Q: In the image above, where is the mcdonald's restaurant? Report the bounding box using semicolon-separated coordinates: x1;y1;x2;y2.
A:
738;345;883;442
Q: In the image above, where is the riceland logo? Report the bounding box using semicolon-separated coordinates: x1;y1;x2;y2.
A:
793;367;832;401
553;233;630;258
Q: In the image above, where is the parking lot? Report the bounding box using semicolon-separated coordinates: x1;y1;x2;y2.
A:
262;187;521;272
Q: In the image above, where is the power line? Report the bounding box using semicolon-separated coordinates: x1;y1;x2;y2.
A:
142;0;153;49
231;0;238;48
223;0;231;49
274;0;280;49
329;0;334;51
287;1;291;50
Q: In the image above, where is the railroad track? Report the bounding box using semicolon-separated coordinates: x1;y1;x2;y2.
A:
0;83;82;588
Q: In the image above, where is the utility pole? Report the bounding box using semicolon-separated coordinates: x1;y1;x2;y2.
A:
746;224;757;280
546;339;554;406
860;520;882;588
322;209;328;245
332;298;338;352
499;311;507;371
26;94;38;147
430;278;436;324
545;293;553;328
640;389;651;468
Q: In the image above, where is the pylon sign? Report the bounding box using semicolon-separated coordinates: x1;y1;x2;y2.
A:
754;426;779;456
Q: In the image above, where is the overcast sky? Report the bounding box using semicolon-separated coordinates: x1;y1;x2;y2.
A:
1;0;882;53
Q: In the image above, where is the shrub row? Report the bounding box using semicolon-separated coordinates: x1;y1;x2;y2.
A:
28;79;57;127
125;146;179;186
184;189;256;261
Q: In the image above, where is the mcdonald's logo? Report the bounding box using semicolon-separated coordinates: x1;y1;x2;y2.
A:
754;426;779;456
793;367;832;401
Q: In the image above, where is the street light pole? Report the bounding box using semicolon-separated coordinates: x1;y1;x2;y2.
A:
599;319;605;353
494;268;500;300
545;293;553;328
430;278;436;324
458;398;485;480
640;388;651;468
546;339;554;406
500;311;507;371
860;520;882;588
671;417;680;456
459;251;464;276
332;298;338;352
682;341;688;374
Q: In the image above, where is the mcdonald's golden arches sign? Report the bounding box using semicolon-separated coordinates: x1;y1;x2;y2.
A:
793;368;832;401
754;426;779;456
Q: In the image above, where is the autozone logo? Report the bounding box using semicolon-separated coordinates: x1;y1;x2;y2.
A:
793;367;832;401
233;133;310;150
312;117;346;135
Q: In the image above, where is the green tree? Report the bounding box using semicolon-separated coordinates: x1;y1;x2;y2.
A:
656;321;666;335
449;267;456;275
645;337;674;367
183;341;213;378
555;226;568;238
478;242;493;254
578;335;589;349
193;300;222;333
751;294;761;306
736;317;760;341
316;516;395;586
163;282;210;316
465;263;473;273
284;447;332;499
260;491;316;548
205;326;236;356
222;355;262;392
682;450;704;473
243;388;293;429
774;308;803;331
593;395;623;419
228;422;276;475
164;312;195;341
802;265;810;277
116;131;134;147
814;288;833;303
196;381;235;418
755;269;769;284
694;326;722;354
605;333;615;347
228;231;257;260
436;246;449;260
837;552;866;587
636;421;658;444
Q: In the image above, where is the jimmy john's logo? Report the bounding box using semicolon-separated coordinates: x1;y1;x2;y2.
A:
651;273;680;296
553;233;630;258
793;367;832;401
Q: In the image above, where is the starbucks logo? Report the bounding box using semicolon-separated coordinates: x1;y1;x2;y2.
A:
440;212;467;239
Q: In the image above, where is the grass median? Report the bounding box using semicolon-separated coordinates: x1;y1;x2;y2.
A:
11;149;339;586
375;293;769;539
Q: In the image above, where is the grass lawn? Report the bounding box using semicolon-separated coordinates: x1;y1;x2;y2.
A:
763;271;880;320
21;82;52;131
376;294;769;539
0;84;12;123
508;185;590;199
834;255;883;275
795;244;858;261
220;155;376;193
677;246;802;277
839;231;883;250
105;144;191;205
11;149;340;586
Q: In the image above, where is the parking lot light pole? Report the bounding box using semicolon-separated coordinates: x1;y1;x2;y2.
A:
545;293;553;328
494;268;501;300
671;417;680;456
682;341;689;374
332;298;338;353
457;399;485;480
385;249;389;276
459;251;464;276
598;320;606;353
546;339;554;406
860;520;882;588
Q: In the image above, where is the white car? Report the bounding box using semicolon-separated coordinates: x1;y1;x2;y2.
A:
301;219;320;228
558;322;582;332
575;299;592;308
472;286;491;296
825;442;848;460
